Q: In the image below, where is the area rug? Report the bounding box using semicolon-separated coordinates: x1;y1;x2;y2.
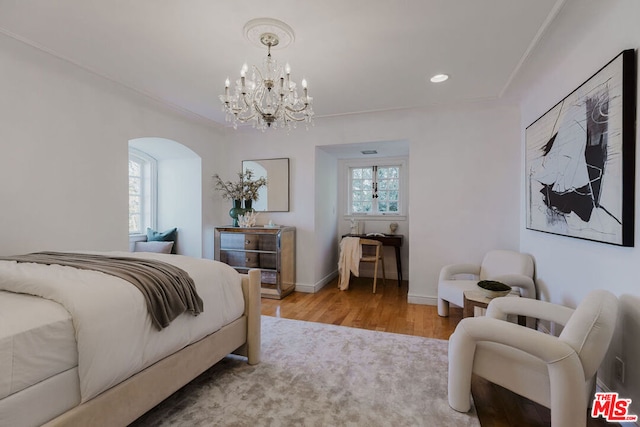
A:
131;316;479;426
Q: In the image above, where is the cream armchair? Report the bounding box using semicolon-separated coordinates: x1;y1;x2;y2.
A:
437;250;535;317
448;290;618;427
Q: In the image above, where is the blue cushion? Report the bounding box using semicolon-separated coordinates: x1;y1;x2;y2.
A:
147;228;177;253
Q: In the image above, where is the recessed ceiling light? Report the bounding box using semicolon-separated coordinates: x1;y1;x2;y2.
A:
361;150;378;155
430;74;449;83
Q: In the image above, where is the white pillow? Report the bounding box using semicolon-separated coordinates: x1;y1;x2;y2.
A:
134;241;174;254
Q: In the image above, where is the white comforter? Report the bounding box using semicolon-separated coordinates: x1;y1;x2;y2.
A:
0;252;245;402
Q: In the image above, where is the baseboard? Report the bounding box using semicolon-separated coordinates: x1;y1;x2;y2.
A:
295;270;338;294
407;294;437;306
294;283;317;293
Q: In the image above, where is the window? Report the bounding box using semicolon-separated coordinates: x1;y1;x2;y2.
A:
348;162;403;216
128;149;156;234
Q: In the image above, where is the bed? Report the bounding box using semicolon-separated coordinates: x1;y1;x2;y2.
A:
0;251;261;427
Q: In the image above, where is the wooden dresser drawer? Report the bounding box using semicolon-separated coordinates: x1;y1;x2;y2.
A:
220;233;259;250
220;251;260;268
258;235;277;251
259;253;277;269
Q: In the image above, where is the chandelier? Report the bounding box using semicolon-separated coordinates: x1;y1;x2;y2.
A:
219;20;313;131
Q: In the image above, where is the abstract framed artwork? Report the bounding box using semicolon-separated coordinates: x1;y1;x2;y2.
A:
526;49;636;246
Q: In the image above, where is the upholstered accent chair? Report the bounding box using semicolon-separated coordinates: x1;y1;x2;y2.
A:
448;290;619;427
437;250;535;317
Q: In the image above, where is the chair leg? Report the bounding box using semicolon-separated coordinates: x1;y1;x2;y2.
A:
438;298;450;317
372;258;378;293
381;254;386;285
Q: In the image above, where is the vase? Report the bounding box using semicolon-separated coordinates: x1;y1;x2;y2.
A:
229;199;244;227
243;199;254;212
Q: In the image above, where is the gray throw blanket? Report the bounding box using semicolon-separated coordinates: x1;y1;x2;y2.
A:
0;251;203;330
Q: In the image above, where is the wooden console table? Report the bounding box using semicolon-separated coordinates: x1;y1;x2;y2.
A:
342;234;404;284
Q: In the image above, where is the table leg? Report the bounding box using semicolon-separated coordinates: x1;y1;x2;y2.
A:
395;246;402;286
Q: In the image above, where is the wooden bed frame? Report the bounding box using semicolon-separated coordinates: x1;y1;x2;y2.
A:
43;269;262;427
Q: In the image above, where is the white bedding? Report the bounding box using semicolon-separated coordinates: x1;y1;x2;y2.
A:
0;291;77;400
0;252;245;402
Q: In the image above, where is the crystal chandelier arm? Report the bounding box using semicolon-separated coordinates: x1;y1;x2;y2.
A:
282;111;308;122
284;103;311;114
219;23;314;130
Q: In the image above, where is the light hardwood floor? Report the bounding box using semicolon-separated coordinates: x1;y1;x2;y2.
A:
260;276;612;427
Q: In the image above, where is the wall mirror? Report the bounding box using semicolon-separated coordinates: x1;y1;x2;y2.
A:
242;158;289;212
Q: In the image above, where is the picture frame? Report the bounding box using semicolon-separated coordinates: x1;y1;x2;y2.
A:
525;49;636;246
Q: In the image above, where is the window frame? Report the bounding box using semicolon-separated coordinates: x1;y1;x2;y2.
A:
342;157;407;220
128;148;157;236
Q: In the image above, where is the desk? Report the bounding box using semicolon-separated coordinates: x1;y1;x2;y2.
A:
343;234;404;284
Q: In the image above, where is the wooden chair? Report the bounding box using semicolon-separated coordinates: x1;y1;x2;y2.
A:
359;238;386;293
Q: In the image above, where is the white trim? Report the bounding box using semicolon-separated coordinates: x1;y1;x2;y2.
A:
294;283;318;293
407;294;437;306
295;270;338;293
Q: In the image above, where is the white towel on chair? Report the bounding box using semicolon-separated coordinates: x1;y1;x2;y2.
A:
338;237;361;290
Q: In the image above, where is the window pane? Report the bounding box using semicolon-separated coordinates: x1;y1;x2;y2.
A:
129;150;156;235
129;160;141;176
348;163;401;215
129;195;140;212
129;214;141;234
377;179;391;189
352;201;372;213
129;177;141;194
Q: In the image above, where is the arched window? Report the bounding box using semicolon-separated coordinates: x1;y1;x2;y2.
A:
128;148;157;235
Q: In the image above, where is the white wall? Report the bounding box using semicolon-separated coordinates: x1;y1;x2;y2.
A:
157;158;202;257
223;102;521;300
0;33;228;258
314;148;339;291
512;0;640;408
407;105;521;304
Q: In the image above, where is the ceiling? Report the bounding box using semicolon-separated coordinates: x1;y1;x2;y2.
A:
0;0;564;128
